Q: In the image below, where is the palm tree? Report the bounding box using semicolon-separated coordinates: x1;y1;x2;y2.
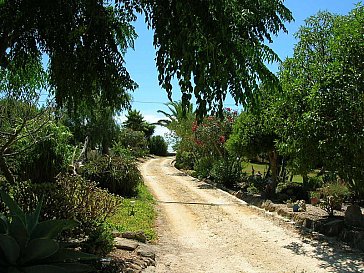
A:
156;101;194;128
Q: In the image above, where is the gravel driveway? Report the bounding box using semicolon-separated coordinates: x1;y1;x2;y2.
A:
140;157;363;273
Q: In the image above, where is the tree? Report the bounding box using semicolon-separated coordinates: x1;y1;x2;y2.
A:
123;110;155;140
1;0;292;115
276;6;364;198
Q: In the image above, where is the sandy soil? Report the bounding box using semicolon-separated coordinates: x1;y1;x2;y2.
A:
140;157;364;273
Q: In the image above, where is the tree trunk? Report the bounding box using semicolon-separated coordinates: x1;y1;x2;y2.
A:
268;150;279;197
302;173;309;189
0;155;15;184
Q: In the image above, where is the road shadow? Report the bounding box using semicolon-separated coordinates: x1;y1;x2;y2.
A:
283;240;364;272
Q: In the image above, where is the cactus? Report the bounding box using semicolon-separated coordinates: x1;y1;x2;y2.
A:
0;191;97;273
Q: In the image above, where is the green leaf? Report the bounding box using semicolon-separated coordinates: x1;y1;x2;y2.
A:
0;234;21;264
26;196;44;234
0;192;26;225
9;215;28;250
31;219;77;240
21;238;59;264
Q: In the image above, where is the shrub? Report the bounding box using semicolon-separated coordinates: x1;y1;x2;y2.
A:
210;157;242;187
81;224;114;257
116;128;148;157
149;135;168;156
81;155;142;197
175;151;195;170
13;122;73;183
0;191;96;273
194;157;214;179
10;174;122;235
306;176;323;191
319;181;350;216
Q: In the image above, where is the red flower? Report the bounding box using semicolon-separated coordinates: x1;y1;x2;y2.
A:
219;135;226;143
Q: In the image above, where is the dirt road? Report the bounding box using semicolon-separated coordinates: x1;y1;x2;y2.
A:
140;157;363;273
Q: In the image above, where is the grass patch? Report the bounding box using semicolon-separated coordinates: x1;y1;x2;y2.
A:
242;162;319;183
107;183;157;241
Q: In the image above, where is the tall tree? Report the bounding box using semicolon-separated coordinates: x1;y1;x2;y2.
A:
276;6;364;197
0;0;292;115
123;109;155;140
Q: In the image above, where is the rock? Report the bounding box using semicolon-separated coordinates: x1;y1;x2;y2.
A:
122;231;137;239
323;219;345;237
137;245;156;260
111;230;122;238
114;238;139;251
135;231;147;243
345;205;364;228
122;231;147;243
303;218;313;229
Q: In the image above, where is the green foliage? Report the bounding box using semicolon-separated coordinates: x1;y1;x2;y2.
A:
123;110;155;140
0;191;96;273
210;157;242;187
193;111;237;159
14;122;73;183
276;6;364;198
149;0;292;115
194;157;214;179
107;183;156;242
319;181;350;216
149;135;168;156
81;155;142;197
10;175;122;235
174;151;195;170
0;0;137;113
115;128;149;158
81;224;114;257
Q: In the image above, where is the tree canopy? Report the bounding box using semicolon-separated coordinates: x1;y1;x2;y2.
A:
0;0;292;115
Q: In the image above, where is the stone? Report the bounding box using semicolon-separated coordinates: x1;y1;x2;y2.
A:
135;231;147;243
323;219;345;237
111;230;122;238
114;238;139;251
121;231;147;243
303;218;313;229
122;231;137;239
345;205;364;228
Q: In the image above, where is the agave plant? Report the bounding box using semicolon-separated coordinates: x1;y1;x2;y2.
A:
0;191;96;273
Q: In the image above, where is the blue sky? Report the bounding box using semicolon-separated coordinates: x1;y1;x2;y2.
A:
120;0;359;136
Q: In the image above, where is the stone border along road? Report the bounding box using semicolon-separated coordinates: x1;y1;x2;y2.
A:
140;156;364;273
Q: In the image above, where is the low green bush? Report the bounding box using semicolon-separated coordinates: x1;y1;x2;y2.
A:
319;181;350;216
116;128;149;158
81;224;114;257
81;155;142;197
175;151;195;170
210;157;242;187
194;157;214;179
10;174;122;235
149;135;168;156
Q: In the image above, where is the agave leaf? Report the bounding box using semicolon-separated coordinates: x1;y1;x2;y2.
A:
0;214;8;234
31;219;78;240
0;234;20;265
26;196;44;234
21;238;59;264
21;265;68;273
44;248;97;263
9;216;29;250
0;191;25;225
